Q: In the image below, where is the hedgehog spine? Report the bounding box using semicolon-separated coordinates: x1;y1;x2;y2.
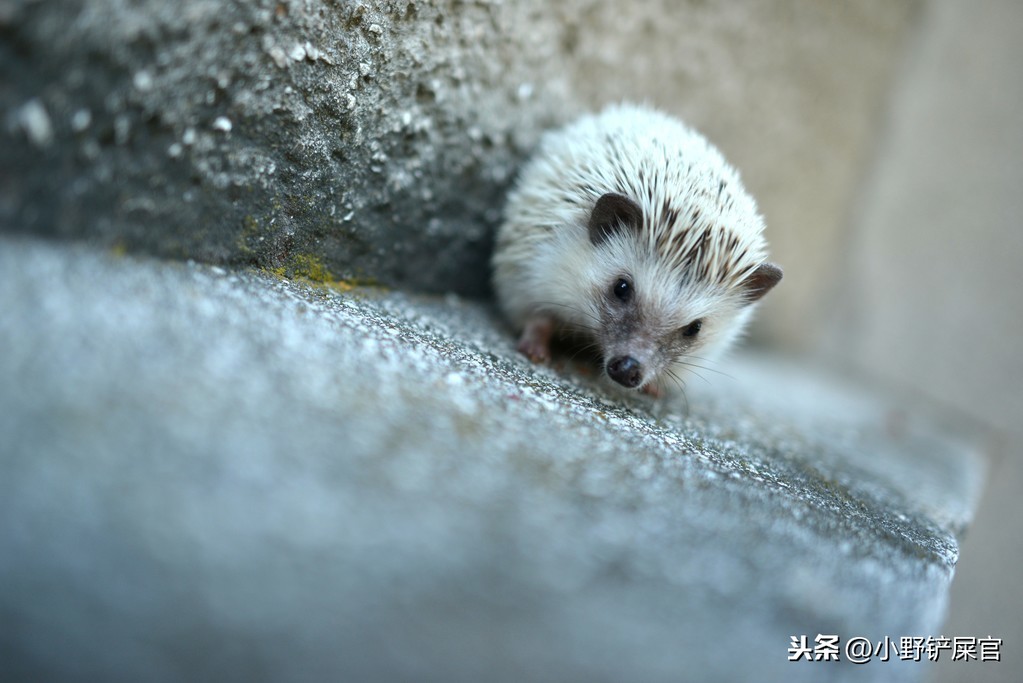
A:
492;103;782;394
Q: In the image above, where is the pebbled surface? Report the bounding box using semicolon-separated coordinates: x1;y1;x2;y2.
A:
0;236;982;683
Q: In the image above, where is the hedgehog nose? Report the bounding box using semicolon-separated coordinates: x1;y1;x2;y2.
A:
607;355;642;388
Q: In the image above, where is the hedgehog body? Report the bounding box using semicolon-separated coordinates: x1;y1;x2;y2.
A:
491;104;781;394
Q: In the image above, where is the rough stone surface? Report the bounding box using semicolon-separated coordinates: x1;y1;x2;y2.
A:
1;0;917;346
0;236;982;683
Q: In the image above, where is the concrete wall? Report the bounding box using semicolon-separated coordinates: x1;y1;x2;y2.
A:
2;0;916;348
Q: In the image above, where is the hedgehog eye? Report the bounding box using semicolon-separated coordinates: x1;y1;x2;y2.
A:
612;278;632;303
682;319;703;337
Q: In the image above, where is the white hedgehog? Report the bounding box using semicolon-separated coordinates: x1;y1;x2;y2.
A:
491;103;782;395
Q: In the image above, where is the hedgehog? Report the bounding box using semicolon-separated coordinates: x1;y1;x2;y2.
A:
491;103;782;396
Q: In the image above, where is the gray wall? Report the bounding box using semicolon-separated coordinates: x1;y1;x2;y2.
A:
2;0;915;344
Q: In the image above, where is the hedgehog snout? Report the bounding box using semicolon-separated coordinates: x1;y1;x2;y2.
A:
606;355;643;388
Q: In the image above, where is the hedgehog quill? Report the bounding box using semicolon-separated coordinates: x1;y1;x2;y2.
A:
492;104;782;396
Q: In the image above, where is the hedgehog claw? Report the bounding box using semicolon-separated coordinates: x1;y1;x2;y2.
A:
516;317;554;363
640;382;663;398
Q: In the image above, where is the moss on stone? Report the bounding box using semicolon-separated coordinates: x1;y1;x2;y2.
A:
289;254;333;283
260;253;381;297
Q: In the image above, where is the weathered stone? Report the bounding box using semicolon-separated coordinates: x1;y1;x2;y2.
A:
1;0;917;339
0;236;982;682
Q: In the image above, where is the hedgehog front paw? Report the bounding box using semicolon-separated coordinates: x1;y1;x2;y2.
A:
516;316;555;363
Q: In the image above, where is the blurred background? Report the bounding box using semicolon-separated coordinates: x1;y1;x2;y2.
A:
819;2;1022;681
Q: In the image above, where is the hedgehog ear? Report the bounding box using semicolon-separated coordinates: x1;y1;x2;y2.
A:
588;192;643;246
739;263;783;304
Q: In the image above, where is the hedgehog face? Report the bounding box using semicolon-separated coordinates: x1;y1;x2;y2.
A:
585;192;781;392
593;266;718;391
592;261;778;392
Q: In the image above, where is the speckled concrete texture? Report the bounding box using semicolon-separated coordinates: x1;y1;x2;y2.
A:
0;236;982;682
1;0;916;347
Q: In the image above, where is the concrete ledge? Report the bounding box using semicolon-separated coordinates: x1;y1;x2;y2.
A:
0;237;982;682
